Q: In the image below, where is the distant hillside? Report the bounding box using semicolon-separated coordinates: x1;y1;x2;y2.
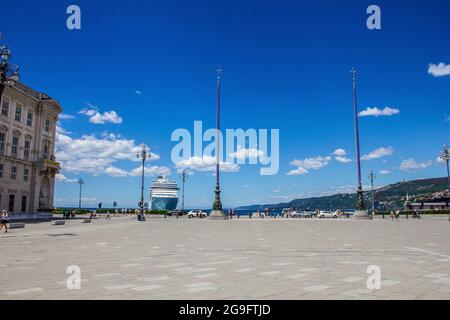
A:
237;177;449;211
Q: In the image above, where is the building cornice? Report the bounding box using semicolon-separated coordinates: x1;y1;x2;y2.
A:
5;82;63;114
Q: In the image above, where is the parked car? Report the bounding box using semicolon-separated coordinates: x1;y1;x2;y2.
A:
304;211;316;218
187;210;207;219
167;210;183;217
289;211;300;218
289;211;312;218
318;211;338;219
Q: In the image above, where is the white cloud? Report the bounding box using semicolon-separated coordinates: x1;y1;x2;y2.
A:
89;111;123;124
428;63;450;77
445;115;450;122
399;158;432;171
135;90;142;95
333;149;346;156
379;169;391;175
55;128;159;176
79;108;97;117
105;166;129;177
286;167;308;176
56;174;78;183
334;156;353;163
58;114;76;120
361;146;394;161
229;146;264;160
129;166;171;177
289;156;332;170
79;105;123;125
56;125;71;135
175;156;239;173
332;149;352;163
358;107;400;117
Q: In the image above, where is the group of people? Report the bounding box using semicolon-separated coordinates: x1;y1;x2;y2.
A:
228;208;238;219
253;208;270;218
89;210;112;220
63;210;77;219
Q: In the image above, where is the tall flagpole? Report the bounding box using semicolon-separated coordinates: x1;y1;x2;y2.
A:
210;67;225;219
351;68;370;219
216;67;221;195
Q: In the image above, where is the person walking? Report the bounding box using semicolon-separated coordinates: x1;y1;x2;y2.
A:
390;210;394;221
106;211;111;220
237;210;240;219
0;210;9;233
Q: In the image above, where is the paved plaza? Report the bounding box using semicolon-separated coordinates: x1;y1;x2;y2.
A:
0;216;449;300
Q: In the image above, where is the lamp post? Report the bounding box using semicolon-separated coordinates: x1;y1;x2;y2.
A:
209;67;226;219
368;170;376;216
77;178;84;209
136;144;150;220
180;169;188;213
351;68;370;219
0;44;20;103
439;144;450;201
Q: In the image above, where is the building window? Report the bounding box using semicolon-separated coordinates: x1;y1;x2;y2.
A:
1;97;10;116
45;119;51;133
26;112;33;126
24;140;31;160
23;168;29;182
0;164;3;178
0;132;4;152
11;166;17;180
21;196;27;212
43;141;50;160
15;105;22;122
9;194;14;212
11;137;18;156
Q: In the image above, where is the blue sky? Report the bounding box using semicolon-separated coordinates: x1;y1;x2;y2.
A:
1;0;449;208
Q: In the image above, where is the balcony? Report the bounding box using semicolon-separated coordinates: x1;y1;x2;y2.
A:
39;158;61;174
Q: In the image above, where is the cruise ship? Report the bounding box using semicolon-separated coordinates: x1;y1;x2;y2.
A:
150;176;179;210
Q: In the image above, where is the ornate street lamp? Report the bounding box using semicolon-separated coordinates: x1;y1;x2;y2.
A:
0;44;20;101
209;67;226;219
439;144;450;200
136;144;150;220
77;178;84;209
351;68;370;219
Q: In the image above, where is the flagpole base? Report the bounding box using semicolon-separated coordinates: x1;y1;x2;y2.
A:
352;210;372;220
209;210;227;220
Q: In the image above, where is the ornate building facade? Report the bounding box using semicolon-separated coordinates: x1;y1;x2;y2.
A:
0;82;62;215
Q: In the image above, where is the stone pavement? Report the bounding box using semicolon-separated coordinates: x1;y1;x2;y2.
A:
0;216;449;299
